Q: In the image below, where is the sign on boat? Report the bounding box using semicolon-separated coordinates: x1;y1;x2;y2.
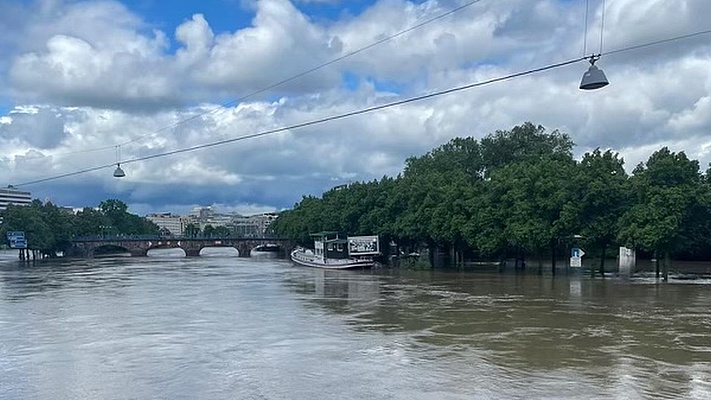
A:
290;232;380;269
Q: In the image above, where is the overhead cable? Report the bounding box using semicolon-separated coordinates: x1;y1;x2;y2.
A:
12;28;711;187
115;0;485;147
14;0;485;162
13;57;587;186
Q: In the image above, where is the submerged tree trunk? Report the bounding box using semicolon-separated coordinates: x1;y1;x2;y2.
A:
427;238;436;268
663;251;670;282
550;241;557;276
599;244;606;277
537;253;543;275
654;250;660;278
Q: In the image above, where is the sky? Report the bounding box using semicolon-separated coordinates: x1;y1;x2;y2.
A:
0;0;710;216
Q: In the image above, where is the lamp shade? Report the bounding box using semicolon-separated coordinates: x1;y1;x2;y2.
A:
580;64;609;90
113;164;126;178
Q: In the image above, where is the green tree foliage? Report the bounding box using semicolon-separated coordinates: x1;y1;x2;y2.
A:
271;123;711;267
1;198;159;257
488;155;578;267
184;223;201;237
203;224;231;237
97;199;159;235
571;149;630;273
618;148;707;264
1;201;57;255
479;122;574;175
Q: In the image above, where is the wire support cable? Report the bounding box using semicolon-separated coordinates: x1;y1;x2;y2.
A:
12;28;711;187
14;57;586;187
117;0;485;147
14;0;485;163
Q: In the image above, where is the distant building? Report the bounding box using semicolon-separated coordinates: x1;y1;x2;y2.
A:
231;212;278;237
146;213;185;236
189;206;214;220
251;212;278;235
0;186;32;212
182;206;278;237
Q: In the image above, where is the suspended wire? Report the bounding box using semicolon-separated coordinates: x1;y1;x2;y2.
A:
116;0;485;147
10;0;485;163
12;28;711;188
14;58;587;187
599;0;606;54
9;142;115;162
604;28;711;56
583;0;589;56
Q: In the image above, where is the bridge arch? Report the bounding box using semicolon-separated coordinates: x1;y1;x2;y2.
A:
199;246;240;257
69;237;295;258
146;247;187;257
93;244;132;257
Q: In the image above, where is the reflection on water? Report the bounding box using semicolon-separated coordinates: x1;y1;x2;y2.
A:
145;247;188;257
1;257;710;399
199;247;239;257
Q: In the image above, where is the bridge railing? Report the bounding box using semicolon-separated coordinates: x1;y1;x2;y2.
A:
71;234;286;242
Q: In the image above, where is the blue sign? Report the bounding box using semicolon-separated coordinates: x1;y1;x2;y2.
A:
571;247;585;258
6;231;27;249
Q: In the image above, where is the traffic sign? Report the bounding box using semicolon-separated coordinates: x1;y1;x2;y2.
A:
571;247;585;258
7;231;27;249
570;256;582;268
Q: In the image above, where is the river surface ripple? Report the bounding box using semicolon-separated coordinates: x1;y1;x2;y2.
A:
1;254;710;399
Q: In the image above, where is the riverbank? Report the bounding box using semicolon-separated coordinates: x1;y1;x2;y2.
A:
436;257;711;276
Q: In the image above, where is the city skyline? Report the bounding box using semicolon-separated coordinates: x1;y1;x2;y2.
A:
1;0;710;215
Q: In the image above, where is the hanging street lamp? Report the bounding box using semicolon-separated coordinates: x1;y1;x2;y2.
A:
113;163;126;178
580;55;609;90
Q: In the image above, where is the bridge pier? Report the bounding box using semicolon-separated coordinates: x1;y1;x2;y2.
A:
185;248;201;257
130;248;148;257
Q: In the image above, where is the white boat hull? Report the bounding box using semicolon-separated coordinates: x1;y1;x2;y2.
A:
290;249;375;269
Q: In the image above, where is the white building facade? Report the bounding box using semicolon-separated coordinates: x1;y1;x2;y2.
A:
146;213;185;236
0;186;32;212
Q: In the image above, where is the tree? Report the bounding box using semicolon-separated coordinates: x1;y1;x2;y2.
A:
1;200;74;257
480;122;574;177
184;223;201;237
618;148;704;279
269;123;711;271
572;149;630;275
487;155;577;273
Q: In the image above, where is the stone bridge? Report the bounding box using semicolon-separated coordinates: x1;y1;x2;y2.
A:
69;236;296;258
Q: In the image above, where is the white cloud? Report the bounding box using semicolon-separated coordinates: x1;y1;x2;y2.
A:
0;0;710;213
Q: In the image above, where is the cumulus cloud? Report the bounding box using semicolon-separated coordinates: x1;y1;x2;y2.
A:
0;0;710;214
8;0;176;110
0;106;69;149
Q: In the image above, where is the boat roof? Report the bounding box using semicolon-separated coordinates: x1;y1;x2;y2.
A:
310;231;340;237
310;231;347;243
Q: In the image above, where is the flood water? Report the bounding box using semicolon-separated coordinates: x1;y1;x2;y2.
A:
1;252;710;399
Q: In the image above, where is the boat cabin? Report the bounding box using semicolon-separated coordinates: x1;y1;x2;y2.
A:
311;232;350;260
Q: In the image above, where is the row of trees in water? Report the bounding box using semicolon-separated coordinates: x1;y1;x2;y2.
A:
0;199;159;257
271;123;711;271
0;199;243;258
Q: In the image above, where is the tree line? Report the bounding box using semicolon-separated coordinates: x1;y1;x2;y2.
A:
0;199;159;258
270;123;711;273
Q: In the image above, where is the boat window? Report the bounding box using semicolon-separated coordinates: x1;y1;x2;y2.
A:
337;243;343;252
327;243;333;251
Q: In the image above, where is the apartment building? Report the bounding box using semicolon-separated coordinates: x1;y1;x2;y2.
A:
0;186;32;212
146;213;185;236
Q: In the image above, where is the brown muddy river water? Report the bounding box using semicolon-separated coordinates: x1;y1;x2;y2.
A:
1;252;709;399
